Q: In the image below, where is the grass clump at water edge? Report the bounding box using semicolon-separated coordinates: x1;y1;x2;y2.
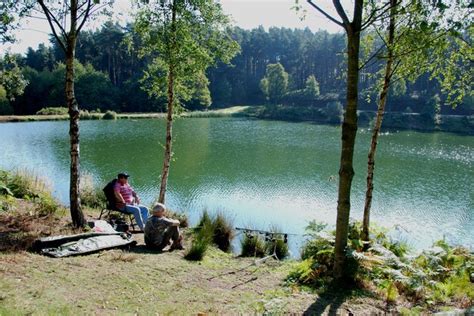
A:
185;210;236;260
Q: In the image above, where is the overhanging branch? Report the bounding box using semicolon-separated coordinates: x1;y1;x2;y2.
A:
306;0;344;28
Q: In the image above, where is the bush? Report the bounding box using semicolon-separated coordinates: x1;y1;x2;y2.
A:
35;193;61;217
264;226;289;259
80;173;106;209
184;237;209;261
185;213;213;261
266;238;289;260
194;210;235;252
36;107;68;115
212;212;235;252
240;233;266;257
102;110;117;120
0;169;61;216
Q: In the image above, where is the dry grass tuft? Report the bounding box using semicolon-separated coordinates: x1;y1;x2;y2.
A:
109;251;138;263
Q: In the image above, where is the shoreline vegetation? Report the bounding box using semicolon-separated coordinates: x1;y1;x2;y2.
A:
0;105;473;135
1;170;473;314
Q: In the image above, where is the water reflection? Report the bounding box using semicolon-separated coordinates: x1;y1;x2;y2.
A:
0;118;472;250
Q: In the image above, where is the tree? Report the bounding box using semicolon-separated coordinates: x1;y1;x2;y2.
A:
307;0;366;280
305;74;320;98
3;0;113;227
260;63;289;104
0;53;28;102
361;0;473;242
134;0;239;204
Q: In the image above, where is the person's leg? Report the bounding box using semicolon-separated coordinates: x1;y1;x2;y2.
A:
138;205;149;223
167;226;183;250
124;205;146;231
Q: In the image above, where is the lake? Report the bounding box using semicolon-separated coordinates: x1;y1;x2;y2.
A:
0;118;472;252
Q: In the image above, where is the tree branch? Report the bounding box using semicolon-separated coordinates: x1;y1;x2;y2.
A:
37;0;67;52
332;0;350;27
361;2;392;31
306;0;344;28
77;0;94;33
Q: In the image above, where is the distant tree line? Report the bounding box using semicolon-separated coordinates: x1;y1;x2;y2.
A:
1;23;472;116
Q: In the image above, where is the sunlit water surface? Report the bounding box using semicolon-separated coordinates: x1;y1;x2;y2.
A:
0;118;472;253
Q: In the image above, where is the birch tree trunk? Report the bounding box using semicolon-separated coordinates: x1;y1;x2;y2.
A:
333;0;364;280
66;0;85;227
158;0;177;204
362;0;398;242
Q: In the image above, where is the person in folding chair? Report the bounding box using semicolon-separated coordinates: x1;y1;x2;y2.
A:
114;172;149;231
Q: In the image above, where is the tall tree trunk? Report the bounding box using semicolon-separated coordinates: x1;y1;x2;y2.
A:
362;0;397;242
158;0;177;204
67;0;85;227
158;65;174;204
333;0;364;280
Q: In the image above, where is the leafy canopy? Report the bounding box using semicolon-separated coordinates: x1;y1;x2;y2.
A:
133;0;240;107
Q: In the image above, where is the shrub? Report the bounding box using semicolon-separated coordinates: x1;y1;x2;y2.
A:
266;238;289;260
35;193;61;217
184;236;209;261
197;210;212;229
102;110;117;120
264;226;289;259
36;107;68;115
240;233;266;257
193;210;234;252
80;173;106;209
212;212;235;252
4;169;49;199
0;169;61;216
185;214;213;261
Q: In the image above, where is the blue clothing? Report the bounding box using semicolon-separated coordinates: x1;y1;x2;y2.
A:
120;204;149;231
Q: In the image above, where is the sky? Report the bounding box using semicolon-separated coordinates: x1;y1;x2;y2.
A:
0;0;346;55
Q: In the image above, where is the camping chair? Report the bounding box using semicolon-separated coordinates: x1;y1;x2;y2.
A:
99;202;137;231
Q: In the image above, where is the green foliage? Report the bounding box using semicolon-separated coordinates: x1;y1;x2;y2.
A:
35;193;61;217
240;233;266;258
266;238;289;260
322;101;343;124
79;173;106;209
0;53;28;101
36;107;68;115
290;219;474;308
305;75;320;98
102;110;117;120
195;210;235;252
0;85;13;115
0;169;61;216
264;225;289;259
184;236;209;261
260;63;289;104
134;0;240;109
185;212;214;261
212;212;235;252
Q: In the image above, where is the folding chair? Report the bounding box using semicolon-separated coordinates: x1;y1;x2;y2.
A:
99;202;137;231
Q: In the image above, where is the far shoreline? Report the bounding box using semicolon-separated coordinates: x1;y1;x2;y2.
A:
1;105;472;135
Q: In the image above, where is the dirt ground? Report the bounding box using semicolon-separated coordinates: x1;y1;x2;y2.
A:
0;229;389;315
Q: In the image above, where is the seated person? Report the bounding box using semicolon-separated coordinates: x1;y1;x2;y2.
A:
144;203;184;251
114;172;149;231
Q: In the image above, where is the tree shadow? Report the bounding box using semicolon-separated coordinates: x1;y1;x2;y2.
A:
303;282;357;316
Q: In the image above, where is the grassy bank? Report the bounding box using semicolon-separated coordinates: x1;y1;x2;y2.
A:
0;106;254;123
2;105;471;135
257;105;474;135
1;171;472;315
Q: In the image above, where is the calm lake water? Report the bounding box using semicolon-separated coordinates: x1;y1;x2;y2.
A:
0;118;472;251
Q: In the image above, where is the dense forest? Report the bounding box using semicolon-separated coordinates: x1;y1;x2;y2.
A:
1;22;472;116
